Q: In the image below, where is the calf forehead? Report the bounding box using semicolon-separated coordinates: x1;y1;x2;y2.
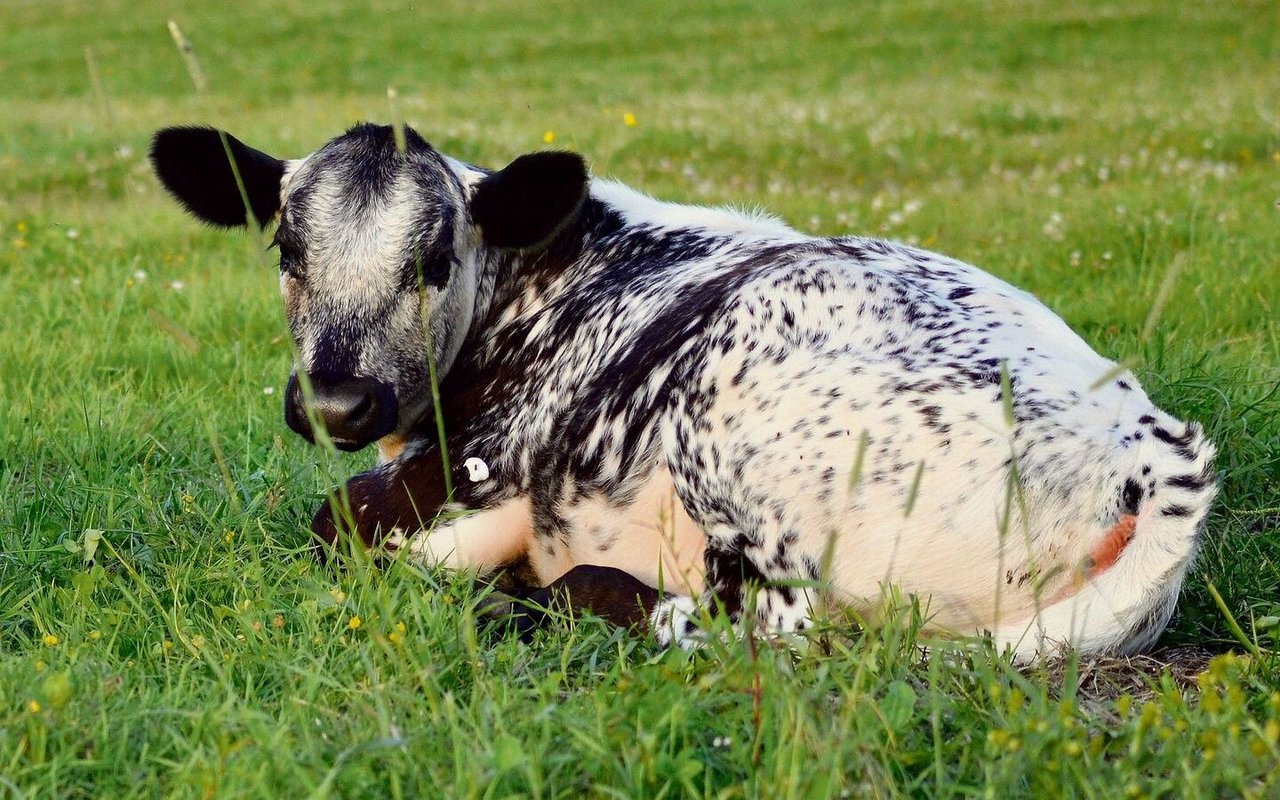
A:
280;125;458;301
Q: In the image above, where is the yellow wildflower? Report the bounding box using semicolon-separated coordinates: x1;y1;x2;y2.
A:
43;634;59;647
622;112;638;127
543;131;555;144
27;699;41;714
348;616;363;631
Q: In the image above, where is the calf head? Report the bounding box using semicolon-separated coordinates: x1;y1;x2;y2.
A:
150;123;588;451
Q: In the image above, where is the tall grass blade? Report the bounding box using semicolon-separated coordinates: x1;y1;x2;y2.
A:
166;20;208;94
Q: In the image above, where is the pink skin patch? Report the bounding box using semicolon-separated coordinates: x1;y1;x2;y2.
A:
1087;514;1138;576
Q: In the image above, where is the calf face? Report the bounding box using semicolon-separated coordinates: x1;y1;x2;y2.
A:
151;124;588;451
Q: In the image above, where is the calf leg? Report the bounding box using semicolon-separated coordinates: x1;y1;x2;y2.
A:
311;447;450;559
650;537;818;648
478;565;665;640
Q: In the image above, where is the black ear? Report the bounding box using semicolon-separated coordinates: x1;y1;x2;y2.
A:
469;151;589;249
149;126;286;228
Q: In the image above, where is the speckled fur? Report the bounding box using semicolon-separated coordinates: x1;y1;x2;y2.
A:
158;123;1218;662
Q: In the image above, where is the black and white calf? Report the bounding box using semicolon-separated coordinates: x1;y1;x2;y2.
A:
150;123;1217;661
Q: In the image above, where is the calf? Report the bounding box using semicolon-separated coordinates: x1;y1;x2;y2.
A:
150;123;1217;661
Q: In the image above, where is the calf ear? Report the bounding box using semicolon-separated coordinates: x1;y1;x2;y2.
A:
469;151;589;249
150;126;285;228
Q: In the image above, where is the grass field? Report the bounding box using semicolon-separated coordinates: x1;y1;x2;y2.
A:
2;0;1279;796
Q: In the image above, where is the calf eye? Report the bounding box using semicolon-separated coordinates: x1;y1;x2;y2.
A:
269;232;303;279
278;250;301;278
407;253;451;288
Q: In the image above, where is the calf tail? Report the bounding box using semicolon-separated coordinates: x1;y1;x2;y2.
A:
998;419;1218;661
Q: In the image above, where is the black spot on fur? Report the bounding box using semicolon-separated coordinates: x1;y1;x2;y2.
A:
1121;479;1143;516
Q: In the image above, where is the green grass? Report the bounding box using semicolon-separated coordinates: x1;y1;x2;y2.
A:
2;0;1279;796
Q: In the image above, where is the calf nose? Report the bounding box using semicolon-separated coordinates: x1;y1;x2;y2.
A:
284;373;398;451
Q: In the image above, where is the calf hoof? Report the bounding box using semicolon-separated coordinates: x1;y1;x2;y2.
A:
474;589;551;643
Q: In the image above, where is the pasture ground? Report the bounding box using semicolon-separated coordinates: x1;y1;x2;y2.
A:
1;1;1278;796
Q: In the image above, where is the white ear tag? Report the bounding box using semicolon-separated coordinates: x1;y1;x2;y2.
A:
463;457;490;483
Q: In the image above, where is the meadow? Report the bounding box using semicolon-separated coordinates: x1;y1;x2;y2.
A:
1;0;1278;796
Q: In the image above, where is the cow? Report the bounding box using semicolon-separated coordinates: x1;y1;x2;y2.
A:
149;122;1217;661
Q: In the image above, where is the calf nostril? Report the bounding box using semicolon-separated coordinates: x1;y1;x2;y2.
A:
347;392;374;424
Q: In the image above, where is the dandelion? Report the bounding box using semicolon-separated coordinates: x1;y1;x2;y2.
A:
162;639;173;651
388;621;407;645
43;634;59;647
543;131;556;144
622;111;638;127
223;530;235;544
348;615;363;631
34;660;46;672
89;630;102;641
27;700;41;714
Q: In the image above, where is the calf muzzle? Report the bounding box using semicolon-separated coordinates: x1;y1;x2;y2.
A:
284;372;398;451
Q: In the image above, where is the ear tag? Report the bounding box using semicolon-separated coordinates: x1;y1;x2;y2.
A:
463;457;490;483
